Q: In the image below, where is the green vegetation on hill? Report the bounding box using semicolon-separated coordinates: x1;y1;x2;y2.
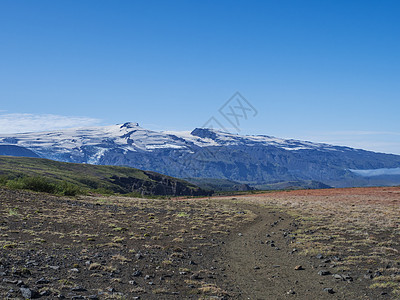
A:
0;175;82;196
0;156;209;197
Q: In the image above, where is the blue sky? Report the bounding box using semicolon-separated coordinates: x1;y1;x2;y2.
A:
0;1;399;154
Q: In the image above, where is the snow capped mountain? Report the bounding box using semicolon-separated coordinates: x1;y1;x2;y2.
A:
1;122;400;188
0;122;344;157
0;122;190;163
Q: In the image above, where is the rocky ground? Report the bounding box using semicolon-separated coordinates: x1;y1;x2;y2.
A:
0;187;399;299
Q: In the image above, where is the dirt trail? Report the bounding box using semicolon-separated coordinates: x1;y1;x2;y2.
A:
223;205;367;300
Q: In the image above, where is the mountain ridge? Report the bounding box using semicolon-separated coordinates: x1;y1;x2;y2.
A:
1;123;400;188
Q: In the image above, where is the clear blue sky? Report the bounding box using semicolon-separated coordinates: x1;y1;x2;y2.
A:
0;0;399;154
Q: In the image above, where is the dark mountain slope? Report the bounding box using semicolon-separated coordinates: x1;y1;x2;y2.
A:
0;145;39;158
0;156;210;196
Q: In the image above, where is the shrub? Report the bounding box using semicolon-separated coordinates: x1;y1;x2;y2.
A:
58;181;82;196
0;175;8;186
2;175;91;196
6;178;25;190
20;176;57;193
8;208;19;216
5;176;83;196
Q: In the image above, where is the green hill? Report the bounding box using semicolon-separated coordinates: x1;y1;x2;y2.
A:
0;156;210;196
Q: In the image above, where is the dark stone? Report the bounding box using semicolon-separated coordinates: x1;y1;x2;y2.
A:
318;270;331;276
374;271;383;277
71;286;87;292
20;287;37;299
343;275;353;281
16;280;24;286
35;277;49;284
190;274;202;280
132;270;142;277
40;290;51;296
3;278;17;284
323;288;335;294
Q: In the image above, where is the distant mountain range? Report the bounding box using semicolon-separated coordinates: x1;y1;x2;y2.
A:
1;122;400;188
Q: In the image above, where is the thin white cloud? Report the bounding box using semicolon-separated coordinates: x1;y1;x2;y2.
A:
297;131;400;155
0;113;102;134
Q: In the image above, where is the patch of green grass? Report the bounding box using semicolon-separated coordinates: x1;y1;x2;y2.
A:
177;212;189;217
8;208;19;216
113;227;128;232
3;242;18;249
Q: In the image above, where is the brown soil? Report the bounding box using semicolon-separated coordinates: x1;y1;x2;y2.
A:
252;186;400;205
1;187;399;299
224;205;372;299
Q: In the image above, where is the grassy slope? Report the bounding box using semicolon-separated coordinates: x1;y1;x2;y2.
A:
0;156;205;196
